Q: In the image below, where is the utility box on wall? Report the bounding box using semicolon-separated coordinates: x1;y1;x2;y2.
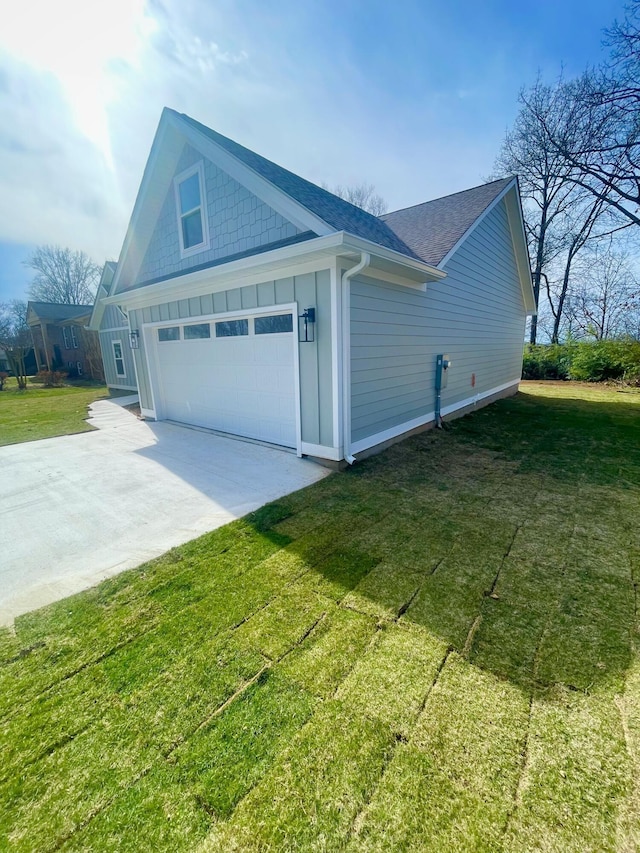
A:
435;353;452;391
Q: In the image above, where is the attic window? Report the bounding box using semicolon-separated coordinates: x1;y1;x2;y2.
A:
174;161;209;257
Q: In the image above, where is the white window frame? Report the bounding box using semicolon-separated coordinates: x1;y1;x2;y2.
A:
70;325;78;348
62;327;71;349
76;361;83;376
112;339;126;378
173;161;210;259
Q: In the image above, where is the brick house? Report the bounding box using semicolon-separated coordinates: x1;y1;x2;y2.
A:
27;302;104;380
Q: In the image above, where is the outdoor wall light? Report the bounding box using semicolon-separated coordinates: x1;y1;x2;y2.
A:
129;329;140;349
298;307;316;343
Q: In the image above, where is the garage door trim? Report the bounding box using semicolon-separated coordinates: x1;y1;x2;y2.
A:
142;302;302;455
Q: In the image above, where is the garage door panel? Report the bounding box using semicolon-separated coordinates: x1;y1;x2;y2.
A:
154;317;297;448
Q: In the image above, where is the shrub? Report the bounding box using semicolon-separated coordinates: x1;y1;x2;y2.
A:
569;338;640;382
0;372;8;391
522;344;572;380
36;370;68;387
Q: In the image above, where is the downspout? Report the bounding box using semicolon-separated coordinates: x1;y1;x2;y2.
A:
341;252;371;464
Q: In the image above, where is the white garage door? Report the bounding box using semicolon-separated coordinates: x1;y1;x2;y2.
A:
153;312;297;448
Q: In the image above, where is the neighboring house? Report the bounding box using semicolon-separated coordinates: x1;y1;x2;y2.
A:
27;302;104;380
92;108;534;465
90;263;137;391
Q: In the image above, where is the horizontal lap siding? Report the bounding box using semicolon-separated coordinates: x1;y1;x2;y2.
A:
99;329;137;390
131;270;333;447
351;198;526;444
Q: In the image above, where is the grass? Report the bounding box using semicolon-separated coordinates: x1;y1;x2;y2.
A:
1;380;639;851
0;377;111;446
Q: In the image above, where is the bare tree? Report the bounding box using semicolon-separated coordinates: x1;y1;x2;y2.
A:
567;243;640;339
526;3;640;227
321;182;387;216
494;78;579;342
0;301;31;389
25;246;101;305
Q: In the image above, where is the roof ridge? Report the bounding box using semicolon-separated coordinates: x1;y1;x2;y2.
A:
381;176;515;219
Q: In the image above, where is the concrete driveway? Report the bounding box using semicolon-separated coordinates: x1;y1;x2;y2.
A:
0;397;329;626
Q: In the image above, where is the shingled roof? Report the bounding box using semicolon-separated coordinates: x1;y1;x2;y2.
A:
178;112;421;261
380;177;515;267
27;302;93;323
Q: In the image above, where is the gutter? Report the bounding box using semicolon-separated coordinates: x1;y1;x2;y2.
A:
341;252;371;465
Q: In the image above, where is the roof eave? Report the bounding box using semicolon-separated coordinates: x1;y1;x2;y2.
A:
103;232;445;309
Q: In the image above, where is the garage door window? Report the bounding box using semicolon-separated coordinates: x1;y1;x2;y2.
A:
184;323;211;340
254;314;293;335
158;326;180;342
215;319;249;337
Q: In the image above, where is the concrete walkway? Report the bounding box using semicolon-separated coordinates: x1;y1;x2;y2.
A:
0;398;329;626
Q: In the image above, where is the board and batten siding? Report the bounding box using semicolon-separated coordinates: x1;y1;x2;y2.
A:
130;269;333;448
134;144;302;288
98;304;136;390
351;197;526;445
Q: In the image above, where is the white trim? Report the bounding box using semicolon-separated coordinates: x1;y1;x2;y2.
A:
504;183;537;314
342;253;371;463
143;304;295;330
350;378;520;456
437;178;517;270
140;407;156;419
99;326;129;334
105;232;445;311
174;160;210;259
111;339;127;378
329;260;342;453
140;323;158;418
130;312;152;417
301;442;342;461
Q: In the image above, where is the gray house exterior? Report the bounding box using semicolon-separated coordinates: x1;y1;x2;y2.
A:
93;108;535;464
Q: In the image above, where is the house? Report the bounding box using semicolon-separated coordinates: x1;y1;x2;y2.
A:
27;302;104;380
89;262;137;392
93;108;535;465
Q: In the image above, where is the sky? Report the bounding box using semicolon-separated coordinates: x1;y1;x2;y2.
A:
0;0;628;302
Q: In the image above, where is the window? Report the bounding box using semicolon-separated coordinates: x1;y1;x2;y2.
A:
76;362;83;376
215;319;249;338
112;341;126;377
184;323;211;340
174;162;209;256
254;314;294;335
70;326;78;348
62;327;71;349
158;326;180;342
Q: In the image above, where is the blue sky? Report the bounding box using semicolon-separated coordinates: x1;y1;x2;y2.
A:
0;0;627;302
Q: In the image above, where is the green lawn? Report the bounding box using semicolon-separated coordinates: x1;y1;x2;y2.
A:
0;379;111;446
1;382;639;852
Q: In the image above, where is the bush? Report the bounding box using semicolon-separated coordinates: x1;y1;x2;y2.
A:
36;370;68;387
522;344;572;380
522;338;640;383
569;338;640;382
0;372;8;391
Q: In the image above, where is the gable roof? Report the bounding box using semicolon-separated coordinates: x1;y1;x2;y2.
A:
107;109;533;312
380;177;515;267
27;302;93;324
176;112;420;260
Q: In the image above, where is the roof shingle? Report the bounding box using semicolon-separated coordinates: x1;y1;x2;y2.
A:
380;177;514;266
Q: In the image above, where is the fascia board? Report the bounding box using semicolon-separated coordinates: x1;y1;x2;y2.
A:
504;181;537;314
339;232;446;282
110;115;185;296
170;112;335;239
105;233;446;310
